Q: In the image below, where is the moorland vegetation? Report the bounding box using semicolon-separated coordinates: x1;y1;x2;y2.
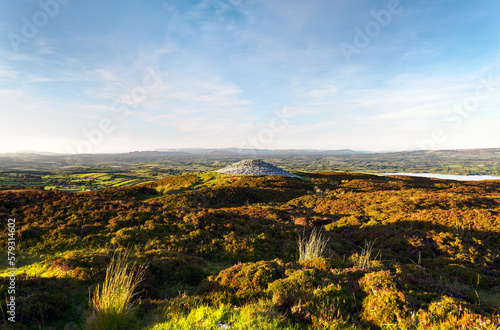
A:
1;170;500;328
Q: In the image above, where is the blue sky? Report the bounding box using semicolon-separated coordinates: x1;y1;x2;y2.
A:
1;0;499;153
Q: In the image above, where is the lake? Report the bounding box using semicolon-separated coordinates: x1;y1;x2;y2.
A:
383;173;500;181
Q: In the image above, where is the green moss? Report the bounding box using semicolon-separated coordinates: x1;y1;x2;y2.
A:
147;300;298;330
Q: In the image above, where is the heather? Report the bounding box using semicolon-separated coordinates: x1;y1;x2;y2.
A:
1;171;499;328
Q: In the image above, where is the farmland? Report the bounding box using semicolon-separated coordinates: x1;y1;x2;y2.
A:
2;148;500;192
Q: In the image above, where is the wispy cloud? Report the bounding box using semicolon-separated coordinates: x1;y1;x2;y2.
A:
0;0;499;153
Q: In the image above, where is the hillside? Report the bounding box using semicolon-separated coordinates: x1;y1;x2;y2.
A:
1;171;500;328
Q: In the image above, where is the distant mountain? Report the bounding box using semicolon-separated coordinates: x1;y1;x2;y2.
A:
126;150;189;156
375;148;500;158
209;150;237;155
7;147;500;159
9;151;61;156
154;148;369;155
0;152;64;159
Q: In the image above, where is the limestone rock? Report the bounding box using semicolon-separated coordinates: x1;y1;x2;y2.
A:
216;159;302;179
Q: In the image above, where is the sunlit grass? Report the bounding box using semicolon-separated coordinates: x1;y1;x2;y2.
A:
153;172;234;194
297;227;329;261
357;240;379;269
84;251;146;330
148;300;299;330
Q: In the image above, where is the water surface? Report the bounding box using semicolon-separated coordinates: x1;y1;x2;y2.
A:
383;173;500;181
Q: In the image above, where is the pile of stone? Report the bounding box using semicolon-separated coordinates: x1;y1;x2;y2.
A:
216;159;302;179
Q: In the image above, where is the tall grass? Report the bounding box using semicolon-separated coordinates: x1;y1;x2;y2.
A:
357;240;379;269
84;251;146;330
297;228;329;261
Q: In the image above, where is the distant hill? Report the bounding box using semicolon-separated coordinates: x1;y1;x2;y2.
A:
126;150;189;156
154;147;369;155
6;147;500;158
3;147;500;177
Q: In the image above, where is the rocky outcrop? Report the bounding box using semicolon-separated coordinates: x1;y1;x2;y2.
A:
216;159;302;179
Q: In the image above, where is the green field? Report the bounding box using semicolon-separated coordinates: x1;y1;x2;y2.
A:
2;149;500;192
0;171;154;192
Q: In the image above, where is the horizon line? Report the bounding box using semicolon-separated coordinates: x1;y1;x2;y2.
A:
2;146;500;156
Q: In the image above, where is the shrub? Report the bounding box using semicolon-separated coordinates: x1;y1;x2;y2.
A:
85;251;146;330
52;251;110;282
268;268;322;311
268;265;361;326
0;275;78;326
359;270;407;327
202;260;285;303
414;296;500;329
142;253;207;299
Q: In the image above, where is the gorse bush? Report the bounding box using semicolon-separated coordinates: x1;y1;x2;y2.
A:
85;251;146;330
297;228;329;261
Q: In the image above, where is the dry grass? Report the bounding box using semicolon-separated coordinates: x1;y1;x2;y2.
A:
297;228;330;261
357;240;379;269
84;251;146;330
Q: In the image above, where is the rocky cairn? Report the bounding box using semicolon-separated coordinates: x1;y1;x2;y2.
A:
216;159;302;179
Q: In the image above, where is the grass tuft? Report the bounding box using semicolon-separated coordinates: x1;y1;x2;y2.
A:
357;240;379;269
84;251;146;330
297;228;329;261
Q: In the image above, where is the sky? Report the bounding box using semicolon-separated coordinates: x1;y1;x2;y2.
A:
1;0;499;154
